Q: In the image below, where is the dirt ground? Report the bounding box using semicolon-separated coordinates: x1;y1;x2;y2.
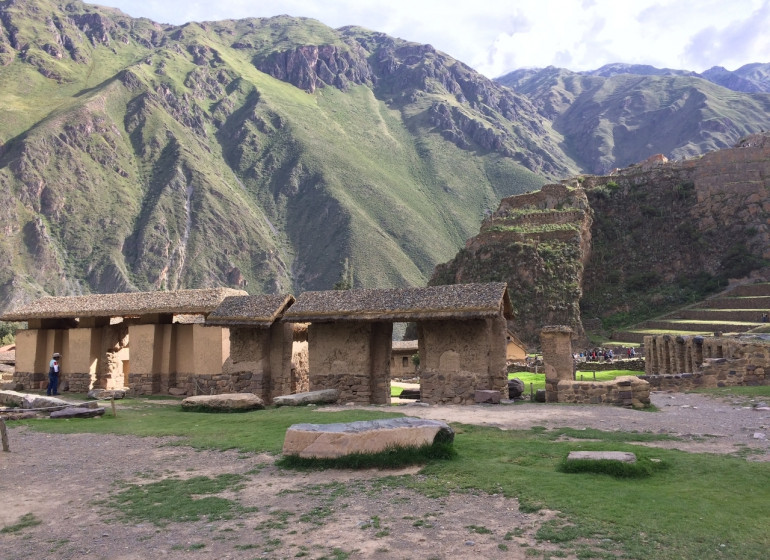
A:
1;391;768;560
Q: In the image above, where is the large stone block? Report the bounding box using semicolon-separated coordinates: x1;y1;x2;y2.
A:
283;417;454;459
181;393;265;412
273;389;340;407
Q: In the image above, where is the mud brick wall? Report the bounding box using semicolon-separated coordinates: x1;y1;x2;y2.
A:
556;375;650;409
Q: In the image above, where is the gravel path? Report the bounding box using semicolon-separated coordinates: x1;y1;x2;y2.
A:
0;391;768;560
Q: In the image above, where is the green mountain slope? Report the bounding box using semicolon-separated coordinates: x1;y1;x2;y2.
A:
0;1;550;309
498;67;770;174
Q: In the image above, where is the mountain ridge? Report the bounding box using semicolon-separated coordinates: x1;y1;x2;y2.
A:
1;0;770;326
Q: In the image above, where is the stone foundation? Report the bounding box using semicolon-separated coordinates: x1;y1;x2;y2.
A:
556;375;650;409
310;373;373;404
420;370;481;404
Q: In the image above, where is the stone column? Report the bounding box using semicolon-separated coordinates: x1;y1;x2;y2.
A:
540;326;573;403
369;322;393;405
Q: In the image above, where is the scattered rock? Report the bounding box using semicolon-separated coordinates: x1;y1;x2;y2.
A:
283;417;454;459
181;393;264;412
273;389;339;407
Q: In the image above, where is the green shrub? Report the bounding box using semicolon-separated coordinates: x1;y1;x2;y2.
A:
558;455;668;478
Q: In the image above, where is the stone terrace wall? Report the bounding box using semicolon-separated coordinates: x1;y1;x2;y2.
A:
556;375;650;409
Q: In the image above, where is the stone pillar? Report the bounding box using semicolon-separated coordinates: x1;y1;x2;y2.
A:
487;315;509;396
540;326;573;403
269;321;295;402
370;322;393;405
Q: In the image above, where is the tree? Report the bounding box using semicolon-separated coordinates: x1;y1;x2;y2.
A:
333;258;354;290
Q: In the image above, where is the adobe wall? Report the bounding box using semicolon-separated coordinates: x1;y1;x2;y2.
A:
129;324;230;395
418;316;507;404
390;348;417;378
556;376;650;409
307;322;392;404
642;334;770;389
12;328;97;391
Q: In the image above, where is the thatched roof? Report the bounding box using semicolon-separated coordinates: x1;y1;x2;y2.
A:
205;295;295;328
283;283;512;323
0;288;248;321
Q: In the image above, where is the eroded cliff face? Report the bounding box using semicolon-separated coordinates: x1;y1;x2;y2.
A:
432;133;770;346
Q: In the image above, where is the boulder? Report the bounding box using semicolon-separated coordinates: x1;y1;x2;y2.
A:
87;389;126;400
50;407;105;419
508;378;525;399
273;389;340;407
168;387;187;396
181;393;264;412
283;417;454;459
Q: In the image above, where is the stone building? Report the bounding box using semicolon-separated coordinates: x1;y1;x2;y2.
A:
204;294;308;402
282;283;512;405
391;340;418;378
2;288;246;393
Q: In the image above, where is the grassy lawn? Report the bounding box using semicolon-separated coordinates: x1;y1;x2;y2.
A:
10;393;770;559
509;369;641;393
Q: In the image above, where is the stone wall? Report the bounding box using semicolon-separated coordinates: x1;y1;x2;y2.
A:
418;316;507;404
556;375;650;409
642;334;770;389
307;322;392;404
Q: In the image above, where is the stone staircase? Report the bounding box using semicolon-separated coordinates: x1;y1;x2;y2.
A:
610;282;770;344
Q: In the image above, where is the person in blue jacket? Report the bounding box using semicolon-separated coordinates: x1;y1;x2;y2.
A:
47;352;61;396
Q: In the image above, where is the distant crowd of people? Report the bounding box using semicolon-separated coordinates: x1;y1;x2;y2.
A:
577;347;637;363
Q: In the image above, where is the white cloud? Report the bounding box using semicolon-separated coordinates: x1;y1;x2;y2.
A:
90;0;770;77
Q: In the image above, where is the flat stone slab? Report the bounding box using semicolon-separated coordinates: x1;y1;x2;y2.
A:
87;389;126;400
567;451;637;463
273;389;340;407
283;417;454;459
0;390;25;407
181;393;264;412
50;407;105;419
23;395;71;411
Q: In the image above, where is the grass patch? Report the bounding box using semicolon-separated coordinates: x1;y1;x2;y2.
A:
509;370;641;393
558;455;669;478
107;473;250;526
277;442;456;470
15;403;404;453
1;513;42;534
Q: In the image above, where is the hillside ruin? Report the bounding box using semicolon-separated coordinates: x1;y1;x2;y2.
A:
431;133;770;345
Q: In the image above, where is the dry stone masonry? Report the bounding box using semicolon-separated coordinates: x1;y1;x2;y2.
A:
643;333;770;389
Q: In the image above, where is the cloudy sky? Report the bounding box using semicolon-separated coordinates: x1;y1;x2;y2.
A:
90;0;770;78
